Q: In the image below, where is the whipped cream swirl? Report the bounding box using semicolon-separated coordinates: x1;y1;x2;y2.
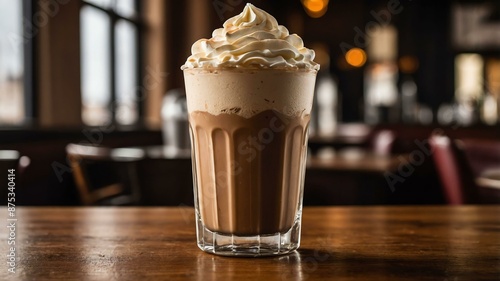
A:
182;3;319;71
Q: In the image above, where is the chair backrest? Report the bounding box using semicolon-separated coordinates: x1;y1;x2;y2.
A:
66;144;142;206
428;134;479;205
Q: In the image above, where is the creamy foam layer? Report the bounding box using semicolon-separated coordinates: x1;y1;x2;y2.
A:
184;68;316;118
182;3;319;71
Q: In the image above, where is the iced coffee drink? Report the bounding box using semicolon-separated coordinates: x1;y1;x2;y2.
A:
182;3;318;256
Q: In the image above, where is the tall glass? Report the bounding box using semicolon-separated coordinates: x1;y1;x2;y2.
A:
184;68;317;256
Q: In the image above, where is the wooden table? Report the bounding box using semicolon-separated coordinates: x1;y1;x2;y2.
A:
308;152;409;174
477;168;500;190
1;206;499;280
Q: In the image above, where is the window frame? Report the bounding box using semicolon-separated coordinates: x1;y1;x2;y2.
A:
0;0;36;127
23;0;37;123
81;0;144;126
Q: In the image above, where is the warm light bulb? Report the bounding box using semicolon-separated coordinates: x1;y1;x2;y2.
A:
306;0;325;12
302;0;329;18
345;48;367;67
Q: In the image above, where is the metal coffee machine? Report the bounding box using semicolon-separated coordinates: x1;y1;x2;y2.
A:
161;89;191;153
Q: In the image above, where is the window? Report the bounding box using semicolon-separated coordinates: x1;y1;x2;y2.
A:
0;1;26;125
80;0;141;126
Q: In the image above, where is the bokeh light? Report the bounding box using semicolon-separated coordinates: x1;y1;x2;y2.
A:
399;55;419;74
345;48;367;67
302;0;329;18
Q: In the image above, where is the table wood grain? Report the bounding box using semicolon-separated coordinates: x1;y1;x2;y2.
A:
1;206;499;280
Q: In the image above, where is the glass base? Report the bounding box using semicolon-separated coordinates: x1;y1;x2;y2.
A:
195;211;302;257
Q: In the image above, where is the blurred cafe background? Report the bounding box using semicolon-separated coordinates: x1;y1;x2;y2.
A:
1;0;499;206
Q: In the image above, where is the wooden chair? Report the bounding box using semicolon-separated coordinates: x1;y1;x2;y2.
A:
66;144;142;206
429;134;480;204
